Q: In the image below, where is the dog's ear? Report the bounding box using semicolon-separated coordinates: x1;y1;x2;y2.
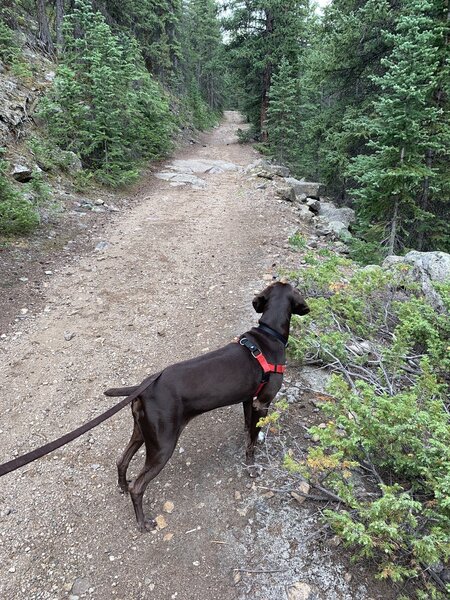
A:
292;292;310;316
252;289;269;313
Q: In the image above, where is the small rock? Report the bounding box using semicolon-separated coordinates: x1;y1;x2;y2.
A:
291;480;310;505
94;198;105;205
71;577;90;596
256;169;274;180
261;491;274;499
234;491;242;501
95;241;109;251
64;332;76;341
163;532;174;542
327;535;342;547
233;571;242;584
344;572;352;583
287;581;312;600
163;501;174;514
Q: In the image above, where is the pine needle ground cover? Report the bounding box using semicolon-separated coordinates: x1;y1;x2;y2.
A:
282;254;450;599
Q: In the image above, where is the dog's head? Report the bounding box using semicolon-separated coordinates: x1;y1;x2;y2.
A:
252;282;310;316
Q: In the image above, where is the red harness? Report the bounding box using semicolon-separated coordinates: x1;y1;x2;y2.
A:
239;337;286;398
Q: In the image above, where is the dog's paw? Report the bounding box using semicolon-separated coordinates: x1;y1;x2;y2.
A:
247;465;262;479
118;479;131;494
252;399;264;410
137;518;157;533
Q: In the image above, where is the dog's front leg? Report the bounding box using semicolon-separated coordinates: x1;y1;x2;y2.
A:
243;399;268;478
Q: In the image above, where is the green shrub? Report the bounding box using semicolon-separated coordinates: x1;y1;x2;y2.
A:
288;231;307;250
0;20;18;63
0;160;40;235
287;255;450;598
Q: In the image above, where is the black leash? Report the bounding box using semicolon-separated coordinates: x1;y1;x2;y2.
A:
0;371;161;478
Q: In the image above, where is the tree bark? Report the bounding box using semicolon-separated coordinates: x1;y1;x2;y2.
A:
36;0;55;55
55;0;64;53
388;146;404;255
260;9;274;142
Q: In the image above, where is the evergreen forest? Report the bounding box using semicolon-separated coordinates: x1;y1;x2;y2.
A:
0;0;449;259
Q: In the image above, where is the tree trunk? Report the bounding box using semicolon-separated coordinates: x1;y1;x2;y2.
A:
260;9;274;141
388;146;404;255
37;0;54;55
55;0;64;53
388;198;399;256
417;148;433;250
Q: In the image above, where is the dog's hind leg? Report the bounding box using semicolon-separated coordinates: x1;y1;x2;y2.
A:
243;399;268;478
117;420;144;493
129;438;177;533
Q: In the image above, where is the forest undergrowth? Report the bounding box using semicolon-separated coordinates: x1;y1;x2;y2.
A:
261;249;450;599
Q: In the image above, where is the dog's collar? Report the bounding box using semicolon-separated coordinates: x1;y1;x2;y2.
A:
257;322;288;347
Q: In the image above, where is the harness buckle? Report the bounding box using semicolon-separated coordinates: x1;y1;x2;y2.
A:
239;337;261;358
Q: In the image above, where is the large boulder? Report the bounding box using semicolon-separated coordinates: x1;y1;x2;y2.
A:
297;205;315;223
305;197;320;213
318;201;355;227
275;184;296;202
328;220;352;238
60;150;83;174
383;251;450;283
10;162;34;182
284;177;321;199
383;251;450;311
264;163;290;177
247;159;290;178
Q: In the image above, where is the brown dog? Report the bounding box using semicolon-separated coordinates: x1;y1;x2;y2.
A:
105;282;309;531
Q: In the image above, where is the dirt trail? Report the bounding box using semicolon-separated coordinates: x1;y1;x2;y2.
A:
0;112;293;599
0;113;385;600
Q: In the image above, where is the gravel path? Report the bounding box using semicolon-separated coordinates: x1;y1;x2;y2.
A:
0;112;298;599
0;112;391;600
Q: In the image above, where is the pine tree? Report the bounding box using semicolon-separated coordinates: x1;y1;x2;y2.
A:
102;0;183;84
186;0;225;111
225;0;309;138
39;0;174;185
266;58;300;168
295;0;394;199
347;0;450;254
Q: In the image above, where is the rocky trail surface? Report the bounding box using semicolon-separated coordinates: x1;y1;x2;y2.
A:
1;113;388;600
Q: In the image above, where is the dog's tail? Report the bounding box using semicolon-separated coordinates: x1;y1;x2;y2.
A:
104;371;163;398
104;385;140;397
